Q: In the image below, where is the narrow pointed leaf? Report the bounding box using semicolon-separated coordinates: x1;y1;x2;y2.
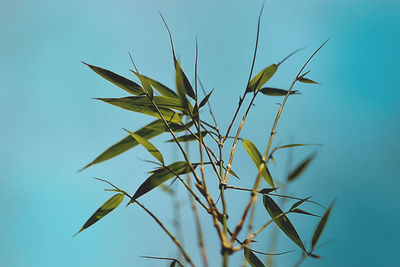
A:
298;77;319;84
166;131;207;143
95;97;182;123
244;247;265;267
82;62;143;95
242;139;275;187
144;75;178;98
131;71;153;99
287;154;316;182
247;64;278;92
259;87;299;96
74;194;124;236
277;143;322;150
125;130;164;164
259;188;279;194
175;60;196;99
199;89;214;108
263;195;306;252
97;95;186;111
80;119;190;171
129;161;196;203
290;197;312;210
311;201;334;250
291;208;319;217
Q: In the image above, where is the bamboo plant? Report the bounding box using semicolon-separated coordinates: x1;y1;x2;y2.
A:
76;8;334;267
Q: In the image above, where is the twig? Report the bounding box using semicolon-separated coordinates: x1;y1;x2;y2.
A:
135;200;195;267
230;40;328;243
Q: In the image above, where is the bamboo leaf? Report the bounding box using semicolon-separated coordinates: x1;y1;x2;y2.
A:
95;97;182;123
291;208;319;217
247;64;278;92
263;195;306;252
80;119;190;171
311;201;335;250
244;247;265;267
128;161;196;203
82;62;144;95
277;143;322;150
74;194;124;236
290;197;311;210
259;87;299;96
259;188;279;194
125;130;164;164
287;154;316;182
298;77;319;84
199;89;214;108
166;131;207;143
175;60;196;99
131;71;154;99
144;75;178;98
242;139;275;187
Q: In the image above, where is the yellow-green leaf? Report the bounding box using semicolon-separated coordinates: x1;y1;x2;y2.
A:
82;62;144;95
144;75;177;98
199;89;214;108
298;77;319;84
175;60;196;99
263;195;306;252
131;71;154;99
166;131;207;143
247;64;278;92
95;97;182;123
242;139;275;187
287;154;316;182
80;119;190;171
259;87;299;96
74;194;124;236
244;247;265;267
311;201;334;250
125;130;164;164
128;161;195;204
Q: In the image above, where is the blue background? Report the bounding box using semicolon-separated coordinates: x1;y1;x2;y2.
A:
1;0;399;266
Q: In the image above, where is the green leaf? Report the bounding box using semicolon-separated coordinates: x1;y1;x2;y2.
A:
144;75;178;98
287;154;316;182
80;119;190;171
247;64;278;92
291;208;319;217
166;131;207;143
259;188;279;194
242;139;275;187
277;143;322;150
311;201;334;250
199;89;214;108
298;77;319;84
125;130;164;164
82;62;144;95
263;195;306;252
244;247;265;267
95;97;182;123
74;194;124;236
131;71;154;99
290;197;311;210
259;87;299;96
128;161;196;204
175;60;196;99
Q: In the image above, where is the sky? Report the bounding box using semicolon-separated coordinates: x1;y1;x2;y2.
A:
1;0;400;266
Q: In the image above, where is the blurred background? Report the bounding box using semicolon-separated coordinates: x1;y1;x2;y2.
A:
1;0;399;266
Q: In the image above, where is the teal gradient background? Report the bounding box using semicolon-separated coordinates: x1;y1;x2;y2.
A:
1;0;399;266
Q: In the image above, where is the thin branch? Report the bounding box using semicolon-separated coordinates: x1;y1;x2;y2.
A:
135;200;195;267
230;41;328;242
223;3;264;142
